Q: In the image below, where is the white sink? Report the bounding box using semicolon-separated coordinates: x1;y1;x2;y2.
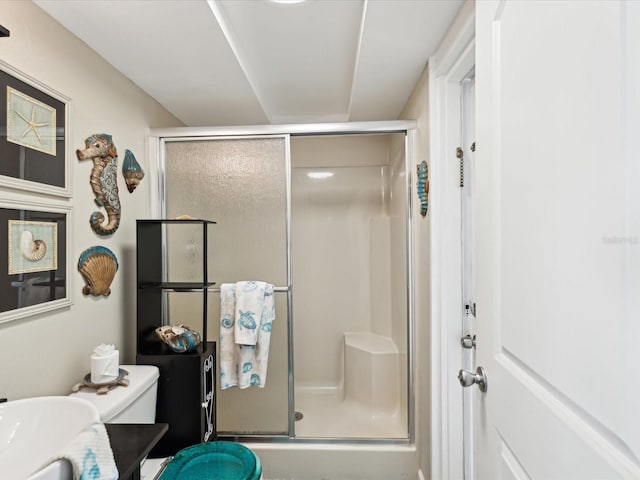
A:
0;396;101;480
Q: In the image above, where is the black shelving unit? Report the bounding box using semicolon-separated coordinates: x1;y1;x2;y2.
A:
135;219;216;457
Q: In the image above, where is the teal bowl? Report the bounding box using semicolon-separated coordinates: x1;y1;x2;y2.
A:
159;441;261;480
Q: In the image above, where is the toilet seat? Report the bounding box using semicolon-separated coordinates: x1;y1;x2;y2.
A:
158;441;261;480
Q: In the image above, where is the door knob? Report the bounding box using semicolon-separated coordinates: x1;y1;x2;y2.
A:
458;366;488;392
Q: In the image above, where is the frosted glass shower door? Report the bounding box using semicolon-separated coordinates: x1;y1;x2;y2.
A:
164;137;289;435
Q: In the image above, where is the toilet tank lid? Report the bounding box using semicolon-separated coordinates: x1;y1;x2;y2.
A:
70;365;159;421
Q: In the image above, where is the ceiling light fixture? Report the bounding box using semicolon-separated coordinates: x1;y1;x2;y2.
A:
270;0;306;4
307;172;334;180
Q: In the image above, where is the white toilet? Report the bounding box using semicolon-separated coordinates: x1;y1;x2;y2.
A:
70;365;159;424
70;364;262;480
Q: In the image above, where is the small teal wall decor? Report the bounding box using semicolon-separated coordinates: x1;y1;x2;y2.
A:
417;160;429;217
122;149;144;193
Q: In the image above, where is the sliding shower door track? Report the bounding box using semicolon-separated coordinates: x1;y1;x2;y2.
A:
216;434;412;446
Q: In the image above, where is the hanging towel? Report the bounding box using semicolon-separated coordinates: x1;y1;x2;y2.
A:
234;280;267;345
220;282;276;389
42;423;118;480
252;283;275;385
220;283;239;389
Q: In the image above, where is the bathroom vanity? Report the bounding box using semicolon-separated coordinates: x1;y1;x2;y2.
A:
106;423;167;480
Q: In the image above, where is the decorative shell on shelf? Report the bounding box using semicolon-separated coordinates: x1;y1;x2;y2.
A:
122;149;144;193
155;325;202;353
19;230;47;262
78;246;119;296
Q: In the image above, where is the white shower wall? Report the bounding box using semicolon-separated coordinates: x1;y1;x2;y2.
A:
291;135;407;405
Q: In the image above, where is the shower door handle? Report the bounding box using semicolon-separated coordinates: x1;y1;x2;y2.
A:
458;366;488;392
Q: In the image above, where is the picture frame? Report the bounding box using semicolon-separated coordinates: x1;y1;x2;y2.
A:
0;60;71;197
0;199;72;325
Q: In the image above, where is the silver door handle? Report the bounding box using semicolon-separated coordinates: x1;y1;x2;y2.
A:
458;366;488;392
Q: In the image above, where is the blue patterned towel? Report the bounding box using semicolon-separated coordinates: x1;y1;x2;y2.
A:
220;282;276;389
220;283;239;389
234;280;267;345
46;423;118;480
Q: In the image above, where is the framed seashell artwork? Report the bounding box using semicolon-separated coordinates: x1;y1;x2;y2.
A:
1;199;71;325
8;220;57;274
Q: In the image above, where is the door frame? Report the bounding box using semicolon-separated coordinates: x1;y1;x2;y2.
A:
428;1;475;478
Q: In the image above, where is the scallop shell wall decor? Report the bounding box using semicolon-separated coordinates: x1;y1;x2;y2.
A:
122;149;144;193
78;246;119;296
19;230;47;261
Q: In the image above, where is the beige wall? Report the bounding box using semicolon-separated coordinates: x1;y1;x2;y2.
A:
400;65;431;477
0;1;182;400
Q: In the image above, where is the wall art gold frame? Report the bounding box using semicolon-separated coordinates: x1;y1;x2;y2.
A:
0;60;71;197
0;199;72;325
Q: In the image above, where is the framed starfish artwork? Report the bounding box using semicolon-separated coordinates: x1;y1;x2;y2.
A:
7;87;56;156
0;60;70;197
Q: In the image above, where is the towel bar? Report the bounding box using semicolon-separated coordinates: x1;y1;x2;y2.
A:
207;286;290;293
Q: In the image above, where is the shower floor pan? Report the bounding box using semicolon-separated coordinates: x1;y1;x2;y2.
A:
294;332;406;439
294;387;406;438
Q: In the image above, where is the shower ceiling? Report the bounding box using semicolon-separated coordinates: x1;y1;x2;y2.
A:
34;0;463;126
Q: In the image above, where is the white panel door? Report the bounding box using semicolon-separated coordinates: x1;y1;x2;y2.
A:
474;1;640;478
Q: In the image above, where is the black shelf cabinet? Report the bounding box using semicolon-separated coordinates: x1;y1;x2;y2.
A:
136;219;216;355
135;219;217;457
137;342;215;457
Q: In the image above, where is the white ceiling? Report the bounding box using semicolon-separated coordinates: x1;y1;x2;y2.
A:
34;0;464;127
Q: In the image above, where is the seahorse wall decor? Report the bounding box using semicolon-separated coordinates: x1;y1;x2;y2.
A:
76;134;121;236
417;160;429;217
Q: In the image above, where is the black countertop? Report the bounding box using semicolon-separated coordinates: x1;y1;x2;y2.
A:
105;423;168;480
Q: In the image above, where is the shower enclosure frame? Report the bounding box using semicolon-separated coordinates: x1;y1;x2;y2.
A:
148;120;417;445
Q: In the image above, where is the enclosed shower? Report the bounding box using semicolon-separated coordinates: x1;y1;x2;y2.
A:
153;123;414;446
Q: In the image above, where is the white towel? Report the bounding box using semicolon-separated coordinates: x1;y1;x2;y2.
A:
44;423;118;480
220;282;275;389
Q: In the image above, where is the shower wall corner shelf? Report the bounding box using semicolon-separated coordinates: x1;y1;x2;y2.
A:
135;218;216;457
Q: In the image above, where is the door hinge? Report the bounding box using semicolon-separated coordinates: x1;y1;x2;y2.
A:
456;147;464;187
